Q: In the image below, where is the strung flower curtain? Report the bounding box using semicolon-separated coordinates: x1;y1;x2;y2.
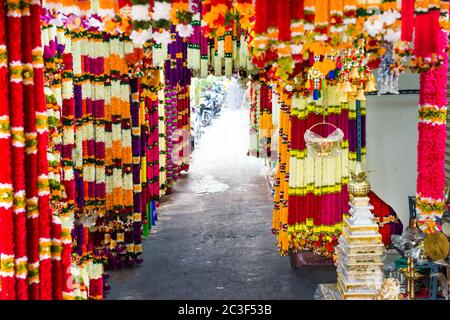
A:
271;84;367;258
0;0;54;300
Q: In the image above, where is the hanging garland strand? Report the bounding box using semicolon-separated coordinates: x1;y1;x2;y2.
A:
0;0;17;301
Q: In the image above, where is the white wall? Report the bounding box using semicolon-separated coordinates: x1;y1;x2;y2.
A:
366;72;420;228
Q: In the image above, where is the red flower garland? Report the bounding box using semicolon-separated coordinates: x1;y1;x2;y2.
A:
416;30;448;233
23;0;40;299
401;0;415;41
254;0;269;34
0;0;16;301
277;0;291;41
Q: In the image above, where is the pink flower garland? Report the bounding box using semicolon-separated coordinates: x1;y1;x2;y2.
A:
416;30;448;233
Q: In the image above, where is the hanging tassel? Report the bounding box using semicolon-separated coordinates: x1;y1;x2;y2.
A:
313;89;320;100
328;69;335;79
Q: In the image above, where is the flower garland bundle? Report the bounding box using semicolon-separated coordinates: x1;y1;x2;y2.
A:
329;0;344;42
314;0;329;36
5;0;32;299
403;0;448;73
247;80;259;157
271;87;291;255
148;87;161;200
259;82;273;159
284;87;351;258
129;75;144;264
0;0;16;300
32;0;54;298
60;29;76;300
81;32;97;219
401;0;415;41
253;0;269;56
151;0;173;44
234;0;254;31
158;76;168;195
172;0;194;38
140;61;160;237
130;0;152;46
416;30;448;233
42;23;65;300
164;85;178;188
93;34;106;221
414;0;441;60
120;37;135;267
439;0;450;32
224;31;233;76
177;85;191;172
202;0;232;38
105;34;125;269
200;29;209;78
68;29;106;298
187;0;201;71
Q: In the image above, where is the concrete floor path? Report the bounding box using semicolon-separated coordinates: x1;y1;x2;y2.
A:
106;108;336;300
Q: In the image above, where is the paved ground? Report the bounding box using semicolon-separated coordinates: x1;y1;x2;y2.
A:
106;108;336;300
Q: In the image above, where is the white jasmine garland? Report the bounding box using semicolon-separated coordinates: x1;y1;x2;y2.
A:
176;24;194;38
382;9;400;26
63;128;75;145
132;4;150;21
364;18;383;37
105;132;112;149
304;23;315;31
384;29;400;43
152;2;171;21
122;130;132;148
152;30;172;45
112;124;121;142
314;34;329;41
123;174;133;190
113;168;122;188
130;30;152;46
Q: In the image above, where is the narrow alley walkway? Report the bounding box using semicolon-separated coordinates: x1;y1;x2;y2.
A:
106;108;336;300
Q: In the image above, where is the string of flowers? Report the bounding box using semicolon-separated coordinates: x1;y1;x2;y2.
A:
416;30;448;233
158;74;168;195
285;86;350;258
10;0;35;299
43;23;64;300
0;0;17;300
130;0;152;46
151;0;173;44
187;0;201;72
172;0;194;38
272;85;291;255
33;0;54;296
60;27;76;300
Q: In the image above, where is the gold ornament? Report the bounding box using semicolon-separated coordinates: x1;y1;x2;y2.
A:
348;165;371;197
343;81;353;93
423;232;450;261
400;257;423;300
364;78;377;92
350;67;360;79
355;89;366;101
